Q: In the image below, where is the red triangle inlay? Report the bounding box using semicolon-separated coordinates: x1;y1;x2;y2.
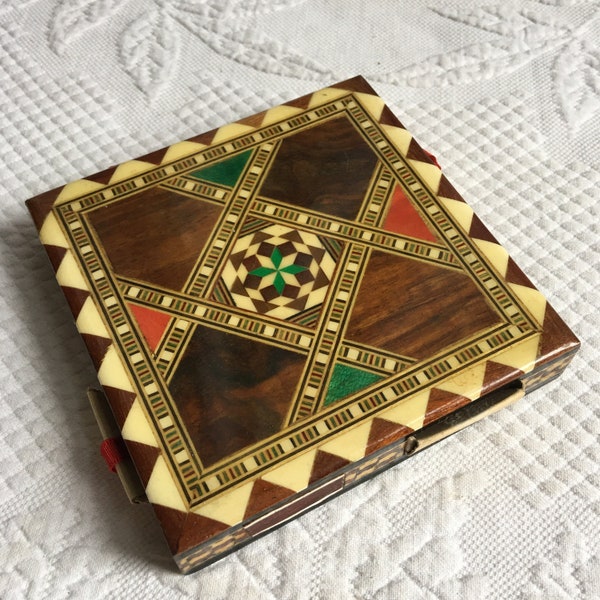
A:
244;479;295;520
138;146;170;165
153;505;231;555
423;388;470;427
423;149;440;168
128;303;171;352
468;214;498;244
383;185;440;243
437;174;463;201
331;76;375;94
85;166;117;186
152;505;187;554
505;257;535;288
378;104;405;128
177;512;230;554
366;418;414;456
481;360;524;397
125;440;160;487
80;333;112;371
102;385;136;430
406;137;433;164
238;112;266;128
309;450;351;485
188;128;217;147
539;303;577;360
284;94;312;110
44;244;67;272
62;285;90;319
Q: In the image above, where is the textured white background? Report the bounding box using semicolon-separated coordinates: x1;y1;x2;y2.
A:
1;1;599;598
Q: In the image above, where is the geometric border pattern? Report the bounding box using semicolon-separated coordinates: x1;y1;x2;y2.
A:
27;76;579;572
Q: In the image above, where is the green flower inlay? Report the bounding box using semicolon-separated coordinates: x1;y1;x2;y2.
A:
250;247;307;295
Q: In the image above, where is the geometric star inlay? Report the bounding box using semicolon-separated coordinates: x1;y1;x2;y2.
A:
218;224;337;320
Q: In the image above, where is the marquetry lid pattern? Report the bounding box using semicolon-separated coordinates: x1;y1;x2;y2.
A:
26;76;578;572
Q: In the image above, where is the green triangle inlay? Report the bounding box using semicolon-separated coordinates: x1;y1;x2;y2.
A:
189;149;253;187
324;363;383;407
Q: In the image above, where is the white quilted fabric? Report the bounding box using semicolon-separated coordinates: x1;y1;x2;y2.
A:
1;1;598;598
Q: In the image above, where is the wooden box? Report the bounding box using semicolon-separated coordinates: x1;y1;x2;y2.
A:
26;77;579;573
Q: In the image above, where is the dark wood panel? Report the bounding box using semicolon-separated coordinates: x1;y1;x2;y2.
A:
169;325;306;467
88;187;222;291
260;116;378;221
346;251;502;359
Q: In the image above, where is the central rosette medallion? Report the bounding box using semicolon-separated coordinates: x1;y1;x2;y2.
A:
248;245;309;298
219;224;337;320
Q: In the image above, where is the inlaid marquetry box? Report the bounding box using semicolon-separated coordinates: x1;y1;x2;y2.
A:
27;77;579;573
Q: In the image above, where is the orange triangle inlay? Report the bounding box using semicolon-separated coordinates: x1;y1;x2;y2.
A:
128;303;171;352
383;185;439;243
